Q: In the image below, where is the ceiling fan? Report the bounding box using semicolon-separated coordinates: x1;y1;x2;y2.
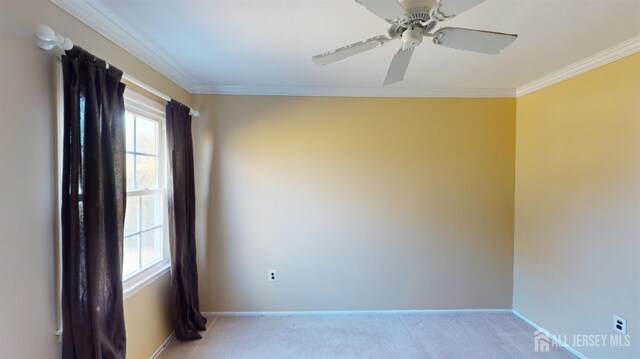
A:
312;0;518;85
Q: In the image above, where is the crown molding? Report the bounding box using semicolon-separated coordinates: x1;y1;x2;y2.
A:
516;35;640;97
52;0;638;99
49;0;515;98
51;0;196;93
191;85;516;98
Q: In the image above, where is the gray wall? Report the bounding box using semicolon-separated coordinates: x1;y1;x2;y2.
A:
192;95;516;312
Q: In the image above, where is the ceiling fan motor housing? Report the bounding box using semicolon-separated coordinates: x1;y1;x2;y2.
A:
400;0;439;11
402;26;423;50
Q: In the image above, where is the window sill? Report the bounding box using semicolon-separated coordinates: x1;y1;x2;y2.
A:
123;263;171;299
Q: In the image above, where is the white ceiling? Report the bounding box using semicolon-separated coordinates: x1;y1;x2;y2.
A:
56;0;640;96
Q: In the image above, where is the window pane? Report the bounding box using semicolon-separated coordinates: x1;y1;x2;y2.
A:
126;154;135;191
136;117;157;155
122;95;168;284
125;112;135;152
141;228;163;267
141;194;162;230
123;235;140;277
135;155;157;190
124;196;140;236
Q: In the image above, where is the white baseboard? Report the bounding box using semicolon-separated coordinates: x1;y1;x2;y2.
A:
202;308;512;317
149;331;175;359
512;310;588;359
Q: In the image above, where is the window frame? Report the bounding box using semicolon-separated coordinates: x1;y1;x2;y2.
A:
122;90;170;298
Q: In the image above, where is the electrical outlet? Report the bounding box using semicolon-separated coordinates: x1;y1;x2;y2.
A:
268;270;277;281
613;315;627;334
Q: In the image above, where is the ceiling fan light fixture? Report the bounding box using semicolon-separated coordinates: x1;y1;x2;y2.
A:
402;26;423;50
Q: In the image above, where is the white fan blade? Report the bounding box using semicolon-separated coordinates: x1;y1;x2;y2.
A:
434;0;484;19
383;47;414;85
312;35;392;65
433;27;517;54
356;0;407;22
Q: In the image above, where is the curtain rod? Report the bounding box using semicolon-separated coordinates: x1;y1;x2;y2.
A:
37;24;199;117
120;71;199;117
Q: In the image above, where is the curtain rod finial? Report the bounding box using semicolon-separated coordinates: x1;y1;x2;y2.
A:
37;25;56;41
37;24;73;51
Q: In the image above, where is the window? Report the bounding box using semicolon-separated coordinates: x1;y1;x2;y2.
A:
122;90;170;294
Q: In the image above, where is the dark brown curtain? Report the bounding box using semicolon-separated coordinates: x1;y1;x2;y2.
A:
166;99;207;340
60;47;127;359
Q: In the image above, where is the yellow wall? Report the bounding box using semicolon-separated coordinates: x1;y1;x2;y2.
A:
192;95;516;311
0;1;187;357
123;275;173;359
514;53;640;359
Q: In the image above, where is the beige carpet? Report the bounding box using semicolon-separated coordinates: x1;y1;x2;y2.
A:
158;313;575;359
